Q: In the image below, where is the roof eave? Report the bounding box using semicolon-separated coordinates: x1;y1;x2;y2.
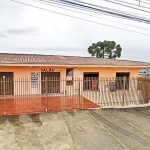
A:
0;63;150;68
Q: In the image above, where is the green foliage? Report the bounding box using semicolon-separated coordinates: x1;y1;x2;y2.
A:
88;40;122;59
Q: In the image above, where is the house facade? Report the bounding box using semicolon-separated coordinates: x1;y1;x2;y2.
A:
0;53;150;96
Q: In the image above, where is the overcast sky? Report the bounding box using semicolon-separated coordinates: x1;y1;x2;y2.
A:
0;0;150;62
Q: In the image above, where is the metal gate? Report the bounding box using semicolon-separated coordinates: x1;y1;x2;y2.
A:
41;72;60;94
0;72;14;95
0;77;149;116
138;77;150;103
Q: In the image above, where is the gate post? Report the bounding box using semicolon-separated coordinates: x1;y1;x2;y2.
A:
3;76;6;115
122;76;126;106
78;78;81;109
45;77;48;112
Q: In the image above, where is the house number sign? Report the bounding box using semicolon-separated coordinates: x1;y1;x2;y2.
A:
41;68;55;72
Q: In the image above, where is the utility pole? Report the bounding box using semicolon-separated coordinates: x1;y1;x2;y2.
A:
139;0;140;6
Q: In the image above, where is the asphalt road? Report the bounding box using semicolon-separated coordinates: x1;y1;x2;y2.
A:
0;107;150;150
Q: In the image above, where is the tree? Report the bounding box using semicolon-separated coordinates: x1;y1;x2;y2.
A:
87;40;122;59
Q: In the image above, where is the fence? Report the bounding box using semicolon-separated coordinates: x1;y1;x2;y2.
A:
0;77;150;116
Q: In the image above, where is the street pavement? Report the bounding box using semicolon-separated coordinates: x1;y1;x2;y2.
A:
0;107;150;150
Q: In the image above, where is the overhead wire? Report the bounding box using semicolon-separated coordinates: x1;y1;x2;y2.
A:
101;0;150;10
10;0;150;36
69;0;150;15
34;0;150;30
41;0;150;18
44;0;150;24
136;0;150;5
128;0;150;5
12;0;149;23
97;0;150;13
72;0;150;15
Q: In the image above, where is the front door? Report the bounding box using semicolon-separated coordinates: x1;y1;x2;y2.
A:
0;72;14;95
41;72;60;94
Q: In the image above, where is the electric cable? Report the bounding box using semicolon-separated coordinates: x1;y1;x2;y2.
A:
10;0;150;36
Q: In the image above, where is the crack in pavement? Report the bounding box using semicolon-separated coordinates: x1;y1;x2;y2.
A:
106;109;150;139
85;111;130;150
88;110;150;147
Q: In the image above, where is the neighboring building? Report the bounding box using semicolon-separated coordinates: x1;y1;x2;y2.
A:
0;53;150;96
138;68;150;76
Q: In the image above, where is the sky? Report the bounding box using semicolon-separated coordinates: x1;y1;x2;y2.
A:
0;0;150;62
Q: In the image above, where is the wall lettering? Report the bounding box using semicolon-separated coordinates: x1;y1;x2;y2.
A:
41;68;55;72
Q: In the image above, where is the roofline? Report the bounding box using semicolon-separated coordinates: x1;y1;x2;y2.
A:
0;52;150;64
0;63;149;68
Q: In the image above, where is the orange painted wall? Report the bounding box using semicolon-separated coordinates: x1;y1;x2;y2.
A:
0;66;139;95
0;66;139;78
76;67;139;77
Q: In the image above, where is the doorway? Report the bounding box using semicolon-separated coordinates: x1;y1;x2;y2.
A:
83;72;99;90
0;72;14;95
41;72;60;94
116;72;130;90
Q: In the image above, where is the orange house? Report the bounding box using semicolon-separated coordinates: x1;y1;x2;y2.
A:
0;53;150;96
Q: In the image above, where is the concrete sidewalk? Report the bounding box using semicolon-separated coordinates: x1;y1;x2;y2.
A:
0;107;150;150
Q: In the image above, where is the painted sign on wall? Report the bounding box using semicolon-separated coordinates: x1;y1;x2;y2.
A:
41;68;55;72
31;72;40;88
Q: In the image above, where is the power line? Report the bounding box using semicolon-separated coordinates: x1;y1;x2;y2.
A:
34;0;150;30
44;0;150;21
10;0;150;36
102;0;150;10
134;0;150;5
94;0;150;13
53;0;150;18
45;0;150;24
42;0;150;18
65;0;150;15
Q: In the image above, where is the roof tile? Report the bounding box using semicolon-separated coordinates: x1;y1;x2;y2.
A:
0;53;149;66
